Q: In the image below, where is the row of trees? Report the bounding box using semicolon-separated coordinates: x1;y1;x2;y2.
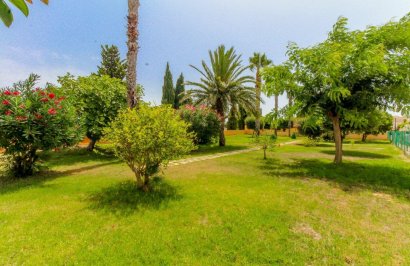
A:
161;63;190;109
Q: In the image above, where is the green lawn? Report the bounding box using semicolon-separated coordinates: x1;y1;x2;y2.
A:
0;137;409;264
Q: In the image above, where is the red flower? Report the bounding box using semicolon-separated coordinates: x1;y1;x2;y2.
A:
40;98;49;102
2;100;10;105
39;91;46;96
4;110;12;115
12;91;20;96
48;93;55;99
48;108;57;115
35;113;43;119
4;90;11;95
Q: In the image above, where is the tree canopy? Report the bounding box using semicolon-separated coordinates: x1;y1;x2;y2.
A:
0;0;48;27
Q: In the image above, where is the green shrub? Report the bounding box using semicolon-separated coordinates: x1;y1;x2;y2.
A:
303;138;320;147
245;116;256;130
227;113;238;130
0;74;82;177
105;105;196;190
290;132;297;139
59;74;127;151
254;133;276;159
178;105;220;145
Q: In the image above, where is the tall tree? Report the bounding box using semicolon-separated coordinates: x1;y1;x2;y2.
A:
126;0;140;109
187;45;256;146
261;64;292;136
174;73;185;109
287;16;410;163
161;62;175;105
97;45;127;80
0;0;48;27
249;53;272;135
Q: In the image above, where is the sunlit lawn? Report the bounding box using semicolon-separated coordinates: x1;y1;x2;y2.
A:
0;137;409;264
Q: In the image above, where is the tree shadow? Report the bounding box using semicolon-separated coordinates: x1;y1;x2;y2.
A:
191;145;249;156
87;177;182;216
320;150;391;159
0;161;120;195
259;158;410;200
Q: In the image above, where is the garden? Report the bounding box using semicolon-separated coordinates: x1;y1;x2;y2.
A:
1;1;410;265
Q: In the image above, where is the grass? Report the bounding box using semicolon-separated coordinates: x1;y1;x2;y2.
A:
0;137;409;264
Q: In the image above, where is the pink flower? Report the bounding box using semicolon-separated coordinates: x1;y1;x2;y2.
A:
4;90;11;96
2;100;10;105
16;116;27;121
40;98;49;102
35;113;43;119
4;110;12;115
48;108;57;115
12;91;20;96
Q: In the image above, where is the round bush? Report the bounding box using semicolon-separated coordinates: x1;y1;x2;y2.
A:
178;105;220;145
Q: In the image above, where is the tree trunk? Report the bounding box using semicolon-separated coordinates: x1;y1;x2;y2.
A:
274;94;279;136
288;94;293;137
12;148;38;178
216;98;225;146
263;148;267;160
126;0;140;109
361;133;368;142
87;138;97;152
255;68;261;136
331;115;343;164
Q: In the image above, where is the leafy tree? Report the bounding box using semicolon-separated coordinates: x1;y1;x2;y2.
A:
97;45;127;80
0;0;48;27
126;0;140;109
187;45;256;146
59;74;127;151
161;62;175;105
178;105;220;145
262;63;294;136
249;53;272;135
253;133;276;160
354;110;393;142
237;106;247;130
105;105;196;191
0;74;82;177
287;16;410;163
227;109;238;130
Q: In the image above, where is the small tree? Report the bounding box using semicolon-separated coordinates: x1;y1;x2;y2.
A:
97;45;127;80
174;73;185;109
254;133;276;160
59;74;127;151
105;105;196;191
0;74;82;177
161;62;175;105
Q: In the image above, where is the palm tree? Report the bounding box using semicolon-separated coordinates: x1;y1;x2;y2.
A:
249;53;272;135
126;0;140;109
187;45;256;146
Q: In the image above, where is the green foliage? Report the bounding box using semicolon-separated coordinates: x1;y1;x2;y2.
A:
227;110;238;130
290;132;297;139
0;74;82;177
59;74;127;150
254;133;276;159
287;14;410;162
0;0;48;27
97;45;127;80
161;62;175;106
178;105;220;145
187;45;256;146
105;105;196;190
174;73;186;109
245;116;256;130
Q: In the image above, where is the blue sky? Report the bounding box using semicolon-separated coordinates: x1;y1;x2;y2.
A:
1;0;409;114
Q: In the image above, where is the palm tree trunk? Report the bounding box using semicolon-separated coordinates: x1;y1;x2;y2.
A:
216;98;225;146
126;0;140;109
255;68;261;136
274;94;279;136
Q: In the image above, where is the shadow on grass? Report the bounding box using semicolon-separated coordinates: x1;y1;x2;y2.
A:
0;161;120;195
320;150;391;159
259;158;410;199
87;177;182;216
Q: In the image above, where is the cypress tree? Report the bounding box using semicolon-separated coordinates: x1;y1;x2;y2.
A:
174;73;185;109
161;62;175;105
97;45;127;80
